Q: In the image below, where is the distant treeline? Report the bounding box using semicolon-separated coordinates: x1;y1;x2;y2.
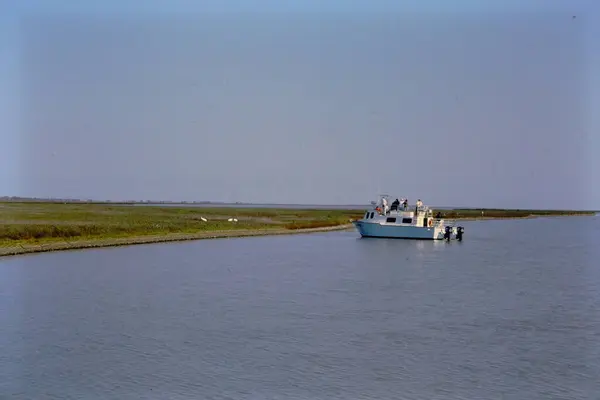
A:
436;208;596;218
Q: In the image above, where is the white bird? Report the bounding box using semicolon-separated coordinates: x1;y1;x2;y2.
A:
200;217;207;222
228;218;233;222
233;218;238;222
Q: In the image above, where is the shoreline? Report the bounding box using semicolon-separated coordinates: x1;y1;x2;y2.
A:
446;213;597;222
0;202;595;258
0;224;354;258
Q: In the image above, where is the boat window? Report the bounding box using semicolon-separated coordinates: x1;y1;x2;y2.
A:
370;212;374;219
364;212;369;219
386;217;396;223
401;218;412;224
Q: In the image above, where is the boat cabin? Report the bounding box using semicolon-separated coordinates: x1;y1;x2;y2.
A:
361;194;438;228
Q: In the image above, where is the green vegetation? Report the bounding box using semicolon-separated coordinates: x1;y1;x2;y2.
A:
432;208;595;220
0;202;363;247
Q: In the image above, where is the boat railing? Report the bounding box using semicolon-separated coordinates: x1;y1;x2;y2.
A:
433;218;457;227
389;205;429;212
371;204;437;216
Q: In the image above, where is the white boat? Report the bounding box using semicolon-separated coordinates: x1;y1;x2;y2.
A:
353;194;465;241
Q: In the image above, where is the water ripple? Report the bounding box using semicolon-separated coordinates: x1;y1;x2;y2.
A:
1;217;599;399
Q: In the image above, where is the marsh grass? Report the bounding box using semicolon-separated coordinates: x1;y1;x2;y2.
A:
0;203;363;245
433;208;595;219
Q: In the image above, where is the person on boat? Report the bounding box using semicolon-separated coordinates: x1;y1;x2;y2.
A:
416;199;423;209
435;211;442;219
391;198;400;211
402;198;408;210
382;197;389;214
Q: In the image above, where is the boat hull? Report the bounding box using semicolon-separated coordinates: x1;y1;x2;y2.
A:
353;220;444;240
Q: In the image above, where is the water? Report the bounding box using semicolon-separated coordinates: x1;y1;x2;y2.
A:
1;216;599;399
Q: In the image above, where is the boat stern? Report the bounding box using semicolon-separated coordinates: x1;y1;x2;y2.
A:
442;225;466;241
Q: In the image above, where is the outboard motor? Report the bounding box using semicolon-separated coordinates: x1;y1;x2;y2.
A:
444;226;452;241
456;226;464;241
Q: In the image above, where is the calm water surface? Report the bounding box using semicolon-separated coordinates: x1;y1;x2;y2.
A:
1;217;599;399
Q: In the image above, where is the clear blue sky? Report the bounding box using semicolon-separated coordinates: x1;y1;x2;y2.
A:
1;0;598;208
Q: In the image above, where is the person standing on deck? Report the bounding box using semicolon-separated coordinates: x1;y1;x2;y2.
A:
402;198;408;210
416;199;423;209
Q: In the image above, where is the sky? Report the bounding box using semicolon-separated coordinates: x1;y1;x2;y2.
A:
1;0;599;208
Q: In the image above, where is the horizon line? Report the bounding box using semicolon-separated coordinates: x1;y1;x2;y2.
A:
0;196;597;212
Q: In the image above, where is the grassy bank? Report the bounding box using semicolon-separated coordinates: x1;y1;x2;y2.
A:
432;208;596;220
0;224;355;257
0;202;364;255
0;202;595;257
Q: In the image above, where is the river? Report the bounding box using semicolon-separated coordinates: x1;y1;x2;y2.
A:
1;216;599;399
